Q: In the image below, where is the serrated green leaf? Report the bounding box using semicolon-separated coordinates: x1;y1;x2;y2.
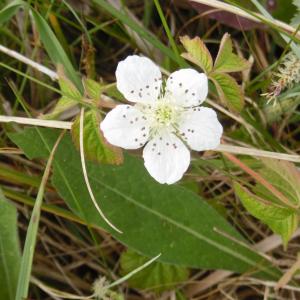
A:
83;78;102;100
180;36;213;73
210;72;244;112
9;127;281;279
120;249;189;293
58;73;82;100
0;189;21;300
258;158;300;207
234;182;298;248
291;0;300;25
71;110;123;164
43;74;82;120
214;33;250;73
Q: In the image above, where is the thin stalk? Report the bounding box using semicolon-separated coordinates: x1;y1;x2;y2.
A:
0;44;58;80
79;108;122;234
153;0;183;65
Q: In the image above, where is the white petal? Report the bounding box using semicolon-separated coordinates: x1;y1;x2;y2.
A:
100;105;150;149
178;107;223;151
143;132;190;184
116;55;162;103
166;69;208;107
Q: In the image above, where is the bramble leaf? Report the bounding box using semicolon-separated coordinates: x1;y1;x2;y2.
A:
43;72;82;120
180;36;213;73
120;249;189;293
210;72;244;112
234;182;298;248
83;78;102;101
257;158;300;207
291;0;300;25
71;110;123;165
214;33;250;73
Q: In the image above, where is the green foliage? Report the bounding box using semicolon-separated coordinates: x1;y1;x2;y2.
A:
0;189;21;300
234;182;298;248
210;73;244;112
257;158;300;207
42;73;82;119
71;109;123;164
180;36;213;73
31;9;82;91
0;0;26;25
120;249;189;292
180;34;247;112
83;78;103;101
214;33;250;73
291;0;300;25
9;128;281;278
267;0;295;23
263;97;300;123
92;0;183;67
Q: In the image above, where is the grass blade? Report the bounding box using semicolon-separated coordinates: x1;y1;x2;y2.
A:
92;0;184;66
30;9;82;91
14;132;65;300
0;0;26;26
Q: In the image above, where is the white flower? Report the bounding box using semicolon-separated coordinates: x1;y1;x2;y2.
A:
100;55;223;184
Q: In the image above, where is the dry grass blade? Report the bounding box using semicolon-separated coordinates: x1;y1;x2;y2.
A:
79;108;122;234
186;229;300;297
190;0;300;38
1;115;300;162
276;253;300;290
217;144;300;163
0;44;58;80
223;152;298;209
0;115;72;129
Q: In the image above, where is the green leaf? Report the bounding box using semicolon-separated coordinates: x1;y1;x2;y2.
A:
257;158;300;207
83;78;102;100
43;73;82;119
263;97;300;123
120;249;189;293
214;33;250;73
71;110;123;164
92;0;184;67
234;182;298;248
0;189;21;300
30;9;82;91
180;36;213;73
291;0;300;25
210;72;244;112
9;127;281;279
0;0;26;25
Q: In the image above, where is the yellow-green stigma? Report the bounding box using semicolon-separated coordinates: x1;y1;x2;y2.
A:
155;102;177;126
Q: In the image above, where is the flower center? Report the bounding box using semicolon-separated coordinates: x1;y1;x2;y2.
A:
154;102;176;126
